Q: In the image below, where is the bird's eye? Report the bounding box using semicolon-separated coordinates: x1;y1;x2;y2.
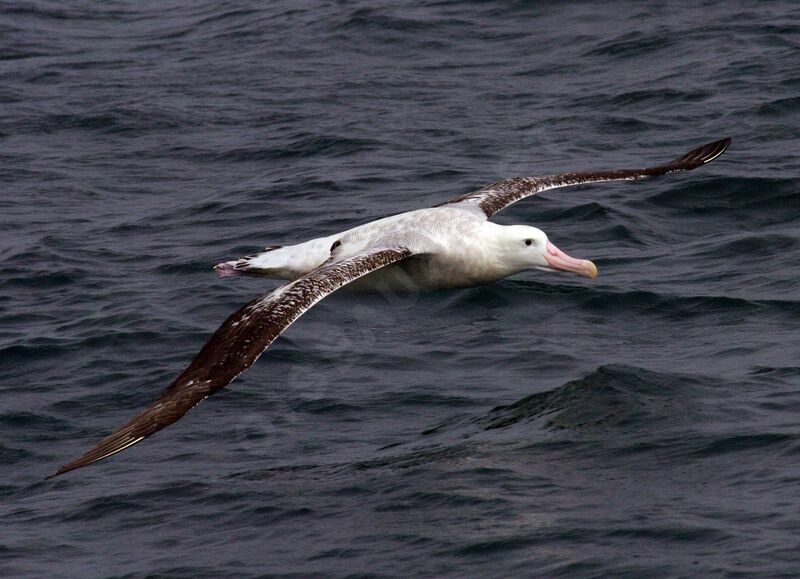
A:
525;239;533;246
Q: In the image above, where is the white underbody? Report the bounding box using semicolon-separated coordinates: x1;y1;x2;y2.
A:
218;207;524;292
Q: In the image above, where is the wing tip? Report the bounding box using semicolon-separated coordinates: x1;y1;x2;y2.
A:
45;464;74;480
670;136;732;168
46;455;101;480
46;433;147;479
46;455;93;479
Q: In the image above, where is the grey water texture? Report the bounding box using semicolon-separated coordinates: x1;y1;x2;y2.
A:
2;1;800;577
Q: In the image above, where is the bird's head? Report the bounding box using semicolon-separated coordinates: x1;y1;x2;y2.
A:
500;225;597;279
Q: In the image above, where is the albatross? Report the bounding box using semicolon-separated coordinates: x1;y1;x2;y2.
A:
49;137;730;478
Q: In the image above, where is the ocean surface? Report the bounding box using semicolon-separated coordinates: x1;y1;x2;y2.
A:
2;1;799;576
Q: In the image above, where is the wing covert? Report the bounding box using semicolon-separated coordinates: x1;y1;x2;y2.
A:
438;137;731;218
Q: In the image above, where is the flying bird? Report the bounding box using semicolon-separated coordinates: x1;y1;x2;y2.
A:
49;137;731;478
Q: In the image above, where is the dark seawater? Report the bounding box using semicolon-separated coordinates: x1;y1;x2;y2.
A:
2;1;799;576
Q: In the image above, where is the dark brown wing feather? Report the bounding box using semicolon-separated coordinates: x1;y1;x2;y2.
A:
437;137;731;218
48;247;412;478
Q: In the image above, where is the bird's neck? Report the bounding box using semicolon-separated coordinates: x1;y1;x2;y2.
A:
478;222;524;278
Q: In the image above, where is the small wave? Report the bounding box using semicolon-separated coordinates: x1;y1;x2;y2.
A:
483;365;691;432
749;365;800;379
497;279;799;319
33;107;182;136
227;443;474;482
60;481;212;522
756;96;800;116
417;365;699;442
0;444;33;465
645;176;798;212
2;270;84;289
208;135;381;162
336;8;466;33
611;89;712;106
582;32;676;58
688;232;798;260
689;433;796;458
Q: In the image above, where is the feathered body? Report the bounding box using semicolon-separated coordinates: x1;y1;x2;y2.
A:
217;207;520;291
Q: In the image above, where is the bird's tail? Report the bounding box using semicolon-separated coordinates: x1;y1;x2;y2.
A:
214;246;285;278
214;236;337;280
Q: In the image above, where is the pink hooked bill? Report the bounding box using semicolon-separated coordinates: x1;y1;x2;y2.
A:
545;240;598;279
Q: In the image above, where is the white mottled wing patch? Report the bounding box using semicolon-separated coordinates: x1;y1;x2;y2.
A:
50;247;413;477
437;138;731;219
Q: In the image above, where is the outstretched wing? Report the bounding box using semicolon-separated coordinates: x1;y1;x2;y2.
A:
49;247;413;478
437;137;731;219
